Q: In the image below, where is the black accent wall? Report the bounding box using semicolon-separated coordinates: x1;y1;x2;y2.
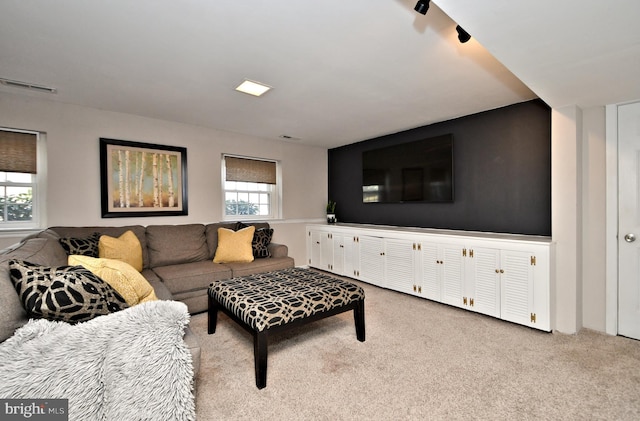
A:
328;99;551;236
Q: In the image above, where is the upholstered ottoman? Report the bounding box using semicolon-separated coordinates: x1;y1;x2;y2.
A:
208;267;365;389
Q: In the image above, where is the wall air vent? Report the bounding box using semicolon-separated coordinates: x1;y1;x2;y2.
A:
0;77;57;94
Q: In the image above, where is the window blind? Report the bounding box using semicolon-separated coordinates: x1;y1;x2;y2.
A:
0;129;37;174
225;156;276;184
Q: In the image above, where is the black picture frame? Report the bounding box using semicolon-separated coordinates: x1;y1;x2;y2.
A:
100;138;188;218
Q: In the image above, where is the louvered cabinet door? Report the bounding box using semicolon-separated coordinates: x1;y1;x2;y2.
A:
343;235;360;279
308;229;322;268
441;244;466;309
320;231;334;272
332;233;345;275
358;235;385;287
466;247;501;318
384;238;416;294
500;250;535;327
419;242;441;301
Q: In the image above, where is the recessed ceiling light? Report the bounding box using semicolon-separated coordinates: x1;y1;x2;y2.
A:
235;80;272;97
0;77;57;94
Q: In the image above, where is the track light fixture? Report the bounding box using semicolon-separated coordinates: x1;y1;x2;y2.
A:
412;1;471;45
414;0;430;15
456;25;471;43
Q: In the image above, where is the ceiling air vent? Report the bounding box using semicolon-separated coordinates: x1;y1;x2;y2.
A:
0;78;57;94
279;134;301;141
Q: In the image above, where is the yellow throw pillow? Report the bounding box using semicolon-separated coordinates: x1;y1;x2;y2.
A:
99;230;143;272
69;255;157;306
213;226;255;263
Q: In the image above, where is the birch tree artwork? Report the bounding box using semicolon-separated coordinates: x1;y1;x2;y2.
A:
109;147;181;210
100;138;187;217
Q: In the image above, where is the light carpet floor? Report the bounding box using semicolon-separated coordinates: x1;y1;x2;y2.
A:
191;277;640;420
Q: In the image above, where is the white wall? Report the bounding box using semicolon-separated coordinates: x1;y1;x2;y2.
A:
0;92;328;265
552;105;608;334
581;107;607;331
552;105;583;333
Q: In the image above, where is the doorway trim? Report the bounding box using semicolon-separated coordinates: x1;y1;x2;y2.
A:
605;104;618;336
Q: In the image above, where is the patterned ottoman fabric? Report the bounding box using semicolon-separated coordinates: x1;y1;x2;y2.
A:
209;267;365;332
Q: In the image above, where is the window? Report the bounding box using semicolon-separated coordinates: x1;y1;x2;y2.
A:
222;155;280;220
0;128;43;230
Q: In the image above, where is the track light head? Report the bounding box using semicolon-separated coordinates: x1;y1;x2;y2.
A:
414;0;430;15
456;25;471;43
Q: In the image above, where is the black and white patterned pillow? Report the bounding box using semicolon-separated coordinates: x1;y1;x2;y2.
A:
234;221;251;231
9;259;128;324
234;222;273;258
252;228;273;258
58;232;101;257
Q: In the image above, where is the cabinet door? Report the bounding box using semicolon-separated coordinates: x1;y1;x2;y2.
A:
344;235;360;279
332;233;345;275
320;232;334;272
441;244;465;308
500;250;535;327
419;242;441;300
358;235;385;287
467;247;501;317
384;238;415;293
308;230;322;268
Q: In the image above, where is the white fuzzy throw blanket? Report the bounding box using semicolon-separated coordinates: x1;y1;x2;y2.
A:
0;300;195;421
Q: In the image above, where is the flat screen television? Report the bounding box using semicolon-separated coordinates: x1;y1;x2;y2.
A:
362;134;454;203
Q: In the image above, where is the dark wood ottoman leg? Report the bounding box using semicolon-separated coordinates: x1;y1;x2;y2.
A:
208;294;219;334
354;299;365;342
254;331;268;389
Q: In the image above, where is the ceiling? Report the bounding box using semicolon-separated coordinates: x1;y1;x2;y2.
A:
1;1;638;149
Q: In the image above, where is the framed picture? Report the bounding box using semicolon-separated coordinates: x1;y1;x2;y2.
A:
100;138;188;217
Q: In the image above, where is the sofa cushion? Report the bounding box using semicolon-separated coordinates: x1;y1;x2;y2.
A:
47;226;148;269
59;232;101;257
0;238;69;342
99;230;143;272
213;226;255;263
235;222;274;258
224;256;295;278
0;264;27;344
268;242;289;259
252;228;274;258
69;255;158;306
171;289;209;314
9;260;129;323
205;222;270;259
147;278;172;301
141;268;161;283
204;222;236;259
147;224;209;267
152;260;232;295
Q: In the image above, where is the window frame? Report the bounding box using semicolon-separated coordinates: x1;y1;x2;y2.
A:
0;128;46;231
221;154;281;221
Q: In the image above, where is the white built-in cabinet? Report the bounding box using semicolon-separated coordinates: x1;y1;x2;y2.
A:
306;224;552;331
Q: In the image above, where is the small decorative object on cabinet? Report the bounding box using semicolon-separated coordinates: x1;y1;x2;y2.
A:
326;200;336;223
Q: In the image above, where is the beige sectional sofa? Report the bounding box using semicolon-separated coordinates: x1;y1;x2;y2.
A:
0;221;295;378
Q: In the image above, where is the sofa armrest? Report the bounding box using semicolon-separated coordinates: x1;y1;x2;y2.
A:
267;242;288;258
